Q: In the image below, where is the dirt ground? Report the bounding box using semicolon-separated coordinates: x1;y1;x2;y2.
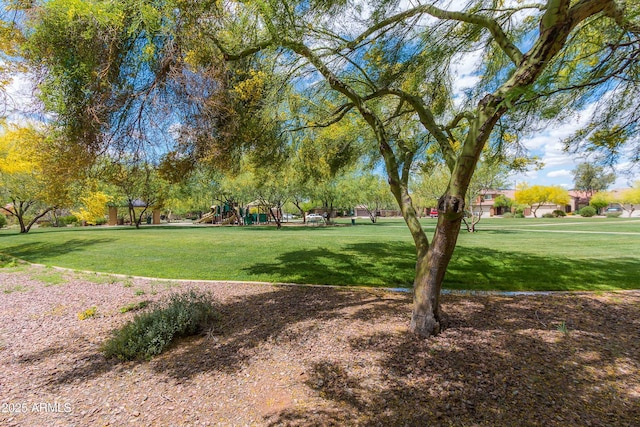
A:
1;265;639;426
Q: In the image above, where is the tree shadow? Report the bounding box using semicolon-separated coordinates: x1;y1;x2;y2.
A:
267;292;640;426
147;287;405;379
1;238;115;260
18;283;639;426
36;286;406;389
446;246;640;291
243;242;416;288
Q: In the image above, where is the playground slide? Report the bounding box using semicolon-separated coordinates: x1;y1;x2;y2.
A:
194;212;215;224
221;216;235;225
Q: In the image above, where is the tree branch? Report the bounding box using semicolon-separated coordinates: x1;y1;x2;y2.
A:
346;4;524;65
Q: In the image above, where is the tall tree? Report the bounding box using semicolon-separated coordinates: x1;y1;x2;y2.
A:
0;125;75;232
515;184;571;217
573;162;616;196
615;181;640;217
463;160;512;232
27;0;640;336
348;172;395;223
106;160;167;228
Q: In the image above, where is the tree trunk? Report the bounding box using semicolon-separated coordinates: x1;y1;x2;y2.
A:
293;200;306;223
410;198;464;337
269;207;282;229
18;216;27;233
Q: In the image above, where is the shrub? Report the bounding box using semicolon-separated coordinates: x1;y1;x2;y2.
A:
0;214;6;228
542;213;554;218
78;306;98;320
119;300;150;313
58;215;78;226
552;210;566;217
0;254;19;268
606;212;622;218
502;212;514;218
579;206;597;217
515;212;525;218
102;291;219;361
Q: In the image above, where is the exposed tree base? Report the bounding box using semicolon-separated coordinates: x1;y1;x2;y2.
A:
409;310;448;337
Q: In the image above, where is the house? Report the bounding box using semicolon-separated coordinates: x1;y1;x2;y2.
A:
470;189;516;217
471;189;587;217
567;190;590;213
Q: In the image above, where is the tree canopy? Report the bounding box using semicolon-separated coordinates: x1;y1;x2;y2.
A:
572;162;616;196
16;0;640;336
515;184;570;217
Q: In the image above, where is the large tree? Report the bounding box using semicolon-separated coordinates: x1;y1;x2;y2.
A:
26;1;640;336
515;184;571;217
0;125;76;232
573;162;616;196
204;0;639;336
615;181;640;217
105;160;168;228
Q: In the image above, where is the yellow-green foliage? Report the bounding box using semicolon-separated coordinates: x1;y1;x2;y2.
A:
72;191;110;225
589;191;612;209
515;184;570;207
0;126;41;174
78;306;98;320
616;181;640;206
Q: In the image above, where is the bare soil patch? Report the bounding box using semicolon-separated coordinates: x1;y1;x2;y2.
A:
1;265;639;426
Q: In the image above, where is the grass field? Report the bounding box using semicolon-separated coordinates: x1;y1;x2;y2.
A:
1;217;638;291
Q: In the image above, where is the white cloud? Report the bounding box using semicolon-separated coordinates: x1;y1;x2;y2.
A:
451;50;482;93
546;169;572;178
4;71;40;124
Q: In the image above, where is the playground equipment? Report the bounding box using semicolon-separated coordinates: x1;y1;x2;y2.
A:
193;202;277;225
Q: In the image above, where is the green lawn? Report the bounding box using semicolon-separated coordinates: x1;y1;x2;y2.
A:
1;217;639;291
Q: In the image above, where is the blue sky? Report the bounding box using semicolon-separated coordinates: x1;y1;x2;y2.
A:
451;50;638;191
5;0;637;191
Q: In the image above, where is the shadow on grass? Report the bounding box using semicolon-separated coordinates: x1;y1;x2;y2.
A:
1;238;115;261
243;242;639;291
447;246;640;291
244;242;416;288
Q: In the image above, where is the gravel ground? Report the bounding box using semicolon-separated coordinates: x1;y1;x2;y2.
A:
1;264;639;426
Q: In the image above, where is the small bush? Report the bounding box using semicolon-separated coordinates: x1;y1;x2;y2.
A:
102;291;219;361
515;212;525;218
78;306;98;320
119;300;150;313
502;212;514;218
58;215;78;226
606;212;622;218
0;215;6;228
552;210;566;217
0;255;19;268
579;206;597;217
542;213;554;218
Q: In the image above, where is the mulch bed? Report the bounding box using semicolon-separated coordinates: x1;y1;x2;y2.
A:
1;265;639;426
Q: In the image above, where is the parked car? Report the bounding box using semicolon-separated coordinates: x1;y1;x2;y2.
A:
429;208;438;218
604;206;623;215
307;213;323;221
